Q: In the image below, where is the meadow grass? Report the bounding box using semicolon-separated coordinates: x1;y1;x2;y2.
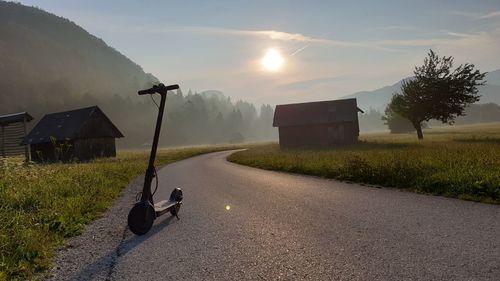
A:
228;123;500;204
0;145;240;280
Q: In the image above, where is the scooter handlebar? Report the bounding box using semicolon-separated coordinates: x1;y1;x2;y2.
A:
138;84;179;95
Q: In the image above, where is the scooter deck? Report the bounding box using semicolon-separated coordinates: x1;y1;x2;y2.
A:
154;200;178;216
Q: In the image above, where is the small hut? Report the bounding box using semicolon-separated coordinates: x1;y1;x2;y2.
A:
273;98;364;149
22;106;123;162
0;112;33;161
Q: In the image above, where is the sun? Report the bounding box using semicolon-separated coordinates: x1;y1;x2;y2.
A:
261;48;284;71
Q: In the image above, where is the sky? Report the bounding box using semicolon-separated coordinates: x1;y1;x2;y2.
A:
17;0;500;106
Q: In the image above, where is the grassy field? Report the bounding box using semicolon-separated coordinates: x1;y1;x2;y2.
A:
228;123;500;204
0;145;239;281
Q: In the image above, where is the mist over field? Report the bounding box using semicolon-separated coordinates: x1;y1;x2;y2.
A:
1;1;499;145
352;70;500;132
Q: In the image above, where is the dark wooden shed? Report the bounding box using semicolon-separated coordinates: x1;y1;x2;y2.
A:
0;112;33;160
273;98;364;149
22;106;123;162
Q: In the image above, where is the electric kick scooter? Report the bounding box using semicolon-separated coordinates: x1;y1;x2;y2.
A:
127;83;183;235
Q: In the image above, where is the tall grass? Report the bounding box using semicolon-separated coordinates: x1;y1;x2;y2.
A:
228;124;500;204
0;145;239;280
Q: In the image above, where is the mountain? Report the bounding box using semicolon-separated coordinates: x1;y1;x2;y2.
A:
343;69;500;111
342;81;404;112
485;69;500;85
0;1;158;118
0;2;276;147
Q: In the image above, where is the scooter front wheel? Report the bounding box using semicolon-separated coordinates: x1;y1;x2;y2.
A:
128;202;155;235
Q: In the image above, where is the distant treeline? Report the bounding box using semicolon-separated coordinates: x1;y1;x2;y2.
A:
122;89;277;147
359;103;500;132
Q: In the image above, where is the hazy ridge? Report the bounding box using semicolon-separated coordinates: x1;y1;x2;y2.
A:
344;70;500;111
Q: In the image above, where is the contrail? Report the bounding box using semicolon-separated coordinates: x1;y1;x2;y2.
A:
289;32;329;57
290;42;312;56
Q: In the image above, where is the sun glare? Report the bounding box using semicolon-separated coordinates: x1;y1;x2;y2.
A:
261;48;284;71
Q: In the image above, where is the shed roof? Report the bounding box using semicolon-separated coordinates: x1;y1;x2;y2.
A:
22;106;123;144
273;98;363;127
0;112;33;125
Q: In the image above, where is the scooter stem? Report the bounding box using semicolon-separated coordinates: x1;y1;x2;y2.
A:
140;92;167;204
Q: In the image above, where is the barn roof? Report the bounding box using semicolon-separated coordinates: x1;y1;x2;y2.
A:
273;98;363;127
22;106;123;144
0;112;33;125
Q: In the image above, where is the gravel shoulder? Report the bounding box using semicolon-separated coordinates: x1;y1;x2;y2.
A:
45;175;143;281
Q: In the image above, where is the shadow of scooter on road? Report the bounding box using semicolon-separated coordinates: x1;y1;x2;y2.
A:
68;216;175;281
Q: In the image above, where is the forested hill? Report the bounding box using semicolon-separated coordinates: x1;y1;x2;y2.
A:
0;2;276;147
0;1;157;112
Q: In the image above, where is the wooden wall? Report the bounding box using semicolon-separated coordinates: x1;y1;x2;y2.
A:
0;122;28;157
73;138;116;160
30;138;116;162
278;122;358;149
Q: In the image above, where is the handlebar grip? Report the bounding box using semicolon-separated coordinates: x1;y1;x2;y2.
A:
138;88;156;95
138;84;180;95
164;84;180;91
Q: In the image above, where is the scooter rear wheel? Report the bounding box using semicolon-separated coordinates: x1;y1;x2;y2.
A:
169;188;183;217
128;202;155;235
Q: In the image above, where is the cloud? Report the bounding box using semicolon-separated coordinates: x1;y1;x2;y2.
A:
433;27;500;71
374;25;419;31
374;38;448;47
445;31;473;38
451;11;481;18
92;21;500;57
276;76;345;90
452;10;500;20
150;26;495;50
154;26;382;49
480;11;500;19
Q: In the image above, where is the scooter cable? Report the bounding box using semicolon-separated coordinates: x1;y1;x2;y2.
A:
134;94;161;202
151;166;159;196
134;166;159;201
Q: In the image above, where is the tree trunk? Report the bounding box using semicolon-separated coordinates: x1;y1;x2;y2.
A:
414;122;424;140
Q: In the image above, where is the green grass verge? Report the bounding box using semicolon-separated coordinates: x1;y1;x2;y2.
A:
0;145;239;280
228;124;500;204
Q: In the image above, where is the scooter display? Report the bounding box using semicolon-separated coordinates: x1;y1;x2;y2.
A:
127;83;183;235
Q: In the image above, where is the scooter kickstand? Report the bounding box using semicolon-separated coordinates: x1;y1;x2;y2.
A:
174;207;180;220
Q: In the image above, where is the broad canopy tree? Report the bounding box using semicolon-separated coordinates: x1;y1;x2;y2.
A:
385;50;486;139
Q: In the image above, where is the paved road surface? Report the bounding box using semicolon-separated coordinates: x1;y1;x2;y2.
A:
51;151;500;280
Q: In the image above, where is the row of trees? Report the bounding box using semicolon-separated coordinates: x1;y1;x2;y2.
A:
156;90;277;146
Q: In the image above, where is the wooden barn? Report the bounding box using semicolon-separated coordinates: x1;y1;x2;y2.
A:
273;98;364;149
22;106;123;162
0;112;33;160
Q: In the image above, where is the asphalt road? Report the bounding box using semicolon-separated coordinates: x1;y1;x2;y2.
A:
50;150;500;280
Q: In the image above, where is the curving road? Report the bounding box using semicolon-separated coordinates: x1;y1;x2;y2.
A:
50;150;500;280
